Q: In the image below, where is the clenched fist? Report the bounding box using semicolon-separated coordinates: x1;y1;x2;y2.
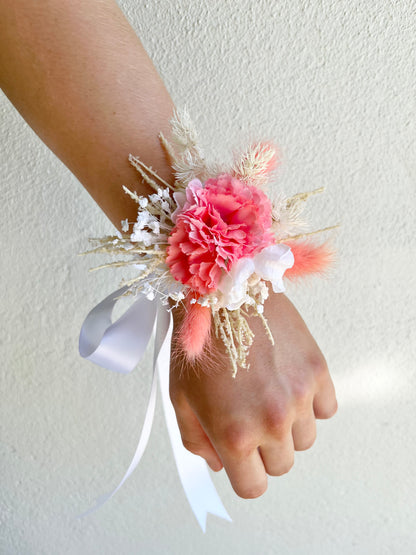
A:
170;292;337;498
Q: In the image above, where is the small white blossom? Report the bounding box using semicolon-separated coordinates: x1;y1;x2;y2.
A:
139;197;148;209
135;211;151;230
121;219;129;232
122;242;134;250
245;296;256;306
142;282;155;300
131;229;153;246
170;291;185;302
149;220;160;234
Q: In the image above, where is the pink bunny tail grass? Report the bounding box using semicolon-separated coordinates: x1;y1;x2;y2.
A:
285;241;334;279
178;302;212;361
255;141;279;176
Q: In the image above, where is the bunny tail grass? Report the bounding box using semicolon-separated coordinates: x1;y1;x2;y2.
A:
285;241;334;279
179;302;212;360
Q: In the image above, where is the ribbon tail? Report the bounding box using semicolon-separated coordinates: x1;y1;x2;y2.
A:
78;289;162;518
77;359;159;518
155;305;232;532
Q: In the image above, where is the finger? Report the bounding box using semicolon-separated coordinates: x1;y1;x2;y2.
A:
258;434;295;476
220;447;267;499
292;410;317;451
174;400;223;471
313;374;338;419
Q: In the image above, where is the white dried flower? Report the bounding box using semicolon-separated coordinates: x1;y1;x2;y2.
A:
161;201;170;212
134;211;151;230
122;243;134;250
131;229;153;246
170;291;185;302
149;220;160;234
145;291;155;301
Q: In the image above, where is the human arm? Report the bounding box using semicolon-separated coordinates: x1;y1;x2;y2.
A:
0;0;337;498
0;0;173;229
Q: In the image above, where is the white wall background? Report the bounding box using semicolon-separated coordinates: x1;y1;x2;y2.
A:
1;1;415;553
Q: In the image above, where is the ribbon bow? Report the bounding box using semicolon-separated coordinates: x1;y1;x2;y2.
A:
78;286;231;532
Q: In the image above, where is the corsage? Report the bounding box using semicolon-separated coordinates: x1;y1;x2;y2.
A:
83;109;335;376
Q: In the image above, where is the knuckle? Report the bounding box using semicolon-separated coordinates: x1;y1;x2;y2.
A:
291;380;312;405
264;403;290;434
220;424;255;457
307;353;329;381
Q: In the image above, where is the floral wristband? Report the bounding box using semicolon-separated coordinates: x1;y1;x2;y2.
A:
84;110;335;376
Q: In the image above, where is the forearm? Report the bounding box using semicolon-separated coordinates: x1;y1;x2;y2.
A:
0;0;174;230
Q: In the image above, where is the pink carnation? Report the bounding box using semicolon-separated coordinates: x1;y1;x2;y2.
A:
166;174;274;295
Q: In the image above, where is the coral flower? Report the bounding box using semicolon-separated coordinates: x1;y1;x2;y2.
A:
166;174;274;295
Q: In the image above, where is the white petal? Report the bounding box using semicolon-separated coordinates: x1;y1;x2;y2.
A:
185;179;203;203
252;244;294;293
217;258;255;310
172;180;203;222
171;192;186;222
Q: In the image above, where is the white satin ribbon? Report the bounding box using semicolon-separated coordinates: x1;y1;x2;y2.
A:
78;287;231;531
